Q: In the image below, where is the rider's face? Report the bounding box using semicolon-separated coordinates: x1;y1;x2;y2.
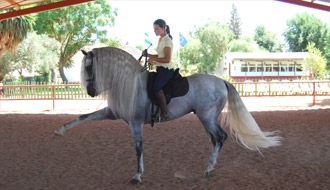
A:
153;24;165;36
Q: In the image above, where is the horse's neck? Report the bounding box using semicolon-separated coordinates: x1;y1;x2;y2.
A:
136;71;148;98
141;71;148;88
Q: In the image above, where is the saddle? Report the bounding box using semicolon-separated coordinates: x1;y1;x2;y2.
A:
147;68;189;126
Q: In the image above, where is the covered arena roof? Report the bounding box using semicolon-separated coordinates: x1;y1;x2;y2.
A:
0;0;329;21
275;0;330;12
0;0;95;21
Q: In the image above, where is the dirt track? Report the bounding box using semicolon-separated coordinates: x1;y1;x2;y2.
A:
0;108;329;190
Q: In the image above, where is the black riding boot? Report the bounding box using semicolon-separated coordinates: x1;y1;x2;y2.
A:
155;90;168;121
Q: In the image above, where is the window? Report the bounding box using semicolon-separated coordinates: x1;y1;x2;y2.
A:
257;64;264;72
249;64;256;72
265;64;272;72
280;64;287;72
296;65;303;72
288;64;294;72
241;64;248;72
273;63;279;72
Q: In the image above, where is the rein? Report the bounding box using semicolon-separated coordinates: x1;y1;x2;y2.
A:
139;44;152;72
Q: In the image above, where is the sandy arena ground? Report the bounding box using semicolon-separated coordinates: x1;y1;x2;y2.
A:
0;96;329;190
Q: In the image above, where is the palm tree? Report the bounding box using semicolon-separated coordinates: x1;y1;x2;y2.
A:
0;15;34;56
0;15;34;81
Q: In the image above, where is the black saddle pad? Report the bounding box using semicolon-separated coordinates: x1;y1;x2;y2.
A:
147;68;189;105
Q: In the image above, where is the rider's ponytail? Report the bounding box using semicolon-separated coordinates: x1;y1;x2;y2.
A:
166;25;173;40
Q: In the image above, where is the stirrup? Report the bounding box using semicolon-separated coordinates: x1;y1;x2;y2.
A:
151;113;157;120
158;112;168;123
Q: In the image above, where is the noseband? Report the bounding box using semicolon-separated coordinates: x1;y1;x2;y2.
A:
82;50;97;97
85;54;95;86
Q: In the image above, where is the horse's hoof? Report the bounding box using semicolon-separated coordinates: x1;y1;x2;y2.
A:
130;178;141;184
203;171;216;178
51;133;63;139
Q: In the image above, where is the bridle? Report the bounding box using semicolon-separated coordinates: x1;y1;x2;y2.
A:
85;53;95;86
81;50;97;97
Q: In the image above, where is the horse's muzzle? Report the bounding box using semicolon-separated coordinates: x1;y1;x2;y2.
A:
87;85;97;97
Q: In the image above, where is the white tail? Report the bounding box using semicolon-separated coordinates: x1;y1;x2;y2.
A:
222;81;282;152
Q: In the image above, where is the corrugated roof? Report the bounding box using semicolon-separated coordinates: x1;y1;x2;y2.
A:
1;0;328;19
0;0;95;21
0;0;49;11
275;0;330;12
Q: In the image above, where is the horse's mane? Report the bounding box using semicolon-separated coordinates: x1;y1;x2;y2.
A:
91;47;144;120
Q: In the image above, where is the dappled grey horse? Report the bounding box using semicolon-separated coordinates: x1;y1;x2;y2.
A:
53;47;281;184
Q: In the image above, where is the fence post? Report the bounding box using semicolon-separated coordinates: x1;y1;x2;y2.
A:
255;83;257;96
52;85;55;110
313;82;315;106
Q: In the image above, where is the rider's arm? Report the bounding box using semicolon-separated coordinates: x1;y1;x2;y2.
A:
148;47;171;64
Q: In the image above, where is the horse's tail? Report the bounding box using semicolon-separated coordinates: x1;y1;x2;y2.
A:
222;80;282;152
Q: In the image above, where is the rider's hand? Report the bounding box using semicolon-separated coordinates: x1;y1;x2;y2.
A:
142;50;146;56
148;58;153;64
148;58;156;65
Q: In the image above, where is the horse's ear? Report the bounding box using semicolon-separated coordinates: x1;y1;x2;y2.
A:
81;50;88;56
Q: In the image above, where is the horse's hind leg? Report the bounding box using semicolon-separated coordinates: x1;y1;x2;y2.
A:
197;112;227;178
52;107;116;138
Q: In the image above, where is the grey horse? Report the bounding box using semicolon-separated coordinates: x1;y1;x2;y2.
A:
53;47;281;184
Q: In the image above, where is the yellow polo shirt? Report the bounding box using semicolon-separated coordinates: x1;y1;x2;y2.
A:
156;34;173;69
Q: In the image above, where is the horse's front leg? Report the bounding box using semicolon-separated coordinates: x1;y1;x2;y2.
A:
52;107;117;138
129;122;144;184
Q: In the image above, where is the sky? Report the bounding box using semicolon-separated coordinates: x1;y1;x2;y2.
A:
65;0;330;81
106;0;330;51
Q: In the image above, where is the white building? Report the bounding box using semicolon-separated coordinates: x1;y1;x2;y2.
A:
217;52;311;81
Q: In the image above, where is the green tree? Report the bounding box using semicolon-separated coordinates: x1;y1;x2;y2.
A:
100;36;122;48
325;32;330;69
228;3;242;39
305;43;326;78
34;0;117;82
180;38;202;72
1;32;60;82
229;36;261;52
283;12;329;53
135;45;144;51
254;25;283;52
181;22;232;74
0;16;34;81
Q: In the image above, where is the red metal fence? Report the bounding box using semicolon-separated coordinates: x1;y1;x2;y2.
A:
0;84;94;110
0;81;329;110
233;81;330;106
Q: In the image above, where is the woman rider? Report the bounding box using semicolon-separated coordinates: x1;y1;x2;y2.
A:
142;19;174;121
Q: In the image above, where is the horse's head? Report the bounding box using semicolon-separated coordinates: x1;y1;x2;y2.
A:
81;50;98;97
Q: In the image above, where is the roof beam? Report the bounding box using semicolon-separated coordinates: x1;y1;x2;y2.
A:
0;0;96;21
5;0;21;10
275;0;330;12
